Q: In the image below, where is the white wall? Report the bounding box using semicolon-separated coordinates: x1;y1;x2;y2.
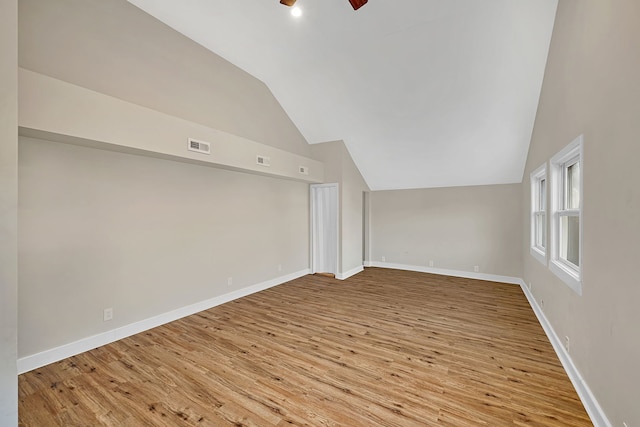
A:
0;0;18;424
371;184;522;278
522;0;640;424
19;137;310;358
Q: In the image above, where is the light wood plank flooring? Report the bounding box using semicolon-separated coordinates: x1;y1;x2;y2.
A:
19;268;592;426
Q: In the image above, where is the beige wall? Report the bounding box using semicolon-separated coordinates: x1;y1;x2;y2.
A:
17;1;638;425
17;0;316;365
311;141;370;276
19;137;310;357
372;184;522;278
18;0;311;158
522;0;640;424
340;146;370;274
19;69;323;184
0;0;18;424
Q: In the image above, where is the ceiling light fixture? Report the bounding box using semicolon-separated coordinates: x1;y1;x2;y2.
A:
280;0;366;12
291;6;302;17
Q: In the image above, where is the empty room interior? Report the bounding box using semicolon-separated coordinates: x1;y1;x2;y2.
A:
1;0;639;425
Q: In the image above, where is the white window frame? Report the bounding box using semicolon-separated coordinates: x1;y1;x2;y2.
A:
530;163;547;265
549;135;583;295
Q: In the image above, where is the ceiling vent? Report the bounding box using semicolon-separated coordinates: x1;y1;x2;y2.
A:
257;155;271;167
188;138;211;155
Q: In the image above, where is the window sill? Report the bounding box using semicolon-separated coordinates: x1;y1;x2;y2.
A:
549;259;582;295
530;246;546;266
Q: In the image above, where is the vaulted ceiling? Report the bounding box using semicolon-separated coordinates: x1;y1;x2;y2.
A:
127;0;558;190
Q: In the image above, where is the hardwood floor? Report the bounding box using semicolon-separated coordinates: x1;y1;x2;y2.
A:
19;268;592;426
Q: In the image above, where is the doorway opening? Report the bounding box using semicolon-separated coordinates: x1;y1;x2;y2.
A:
310;184;339;276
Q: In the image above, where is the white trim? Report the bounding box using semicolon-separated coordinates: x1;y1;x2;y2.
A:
549;135;583;294
368;262;523;285
530;163;547;182
551;134;583;165
530;246;546;266
549;259;582;295
530;162;547;266
362;191;372;268
16;260;611;427
17;269;310;374
309;183;340;189
310;183;340;276
336;265;364;280
518;280;611;427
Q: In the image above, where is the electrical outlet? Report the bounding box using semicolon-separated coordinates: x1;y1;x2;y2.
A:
429;260;434;267
103;308;113;322
277;264;282;272
474;265;480;272
381;256;386;262
564;336;570;353
540;299;544;309
528;282;532;290
227;277;233;286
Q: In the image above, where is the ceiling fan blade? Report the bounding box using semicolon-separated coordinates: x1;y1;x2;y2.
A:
280;0;296;6
348;0;368;10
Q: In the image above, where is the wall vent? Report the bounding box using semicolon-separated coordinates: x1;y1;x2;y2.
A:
188;138;211;155
299;166;309;175
257;155;271;166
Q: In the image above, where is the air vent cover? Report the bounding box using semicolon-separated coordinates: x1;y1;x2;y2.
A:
257;155;271;166
188;138;211;155
299;166;309;175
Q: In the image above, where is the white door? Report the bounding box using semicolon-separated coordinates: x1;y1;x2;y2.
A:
363;191;370;264
310;184;339;275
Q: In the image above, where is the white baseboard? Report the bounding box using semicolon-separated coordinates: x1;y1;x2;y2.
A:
368;261;523;285
17;269;310;374
336;265;364;280
17;264;612;427
518;281;611;427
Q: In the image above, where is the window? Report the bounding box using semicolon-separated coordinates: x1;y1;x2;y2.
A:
530;164;547;265
549;135;583;294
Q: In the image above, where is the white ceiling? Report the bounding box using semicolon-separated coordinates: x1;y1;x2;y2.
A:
127;0;557;190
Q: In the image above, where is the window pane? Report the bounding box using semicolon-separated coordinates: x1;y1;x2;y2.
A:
567;161;580;209
540;178;546;210
560;215;580;266
535;213;546;249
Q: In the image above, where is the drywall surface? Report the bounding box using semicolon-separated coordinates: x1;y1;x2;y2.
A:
521;0;640;424
19;69;323;183
311;141;370;276
0;0;18;424
18;137;310;358
372;184;522;277
18;0;311;157
339;145;370;274
17;0;319;373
